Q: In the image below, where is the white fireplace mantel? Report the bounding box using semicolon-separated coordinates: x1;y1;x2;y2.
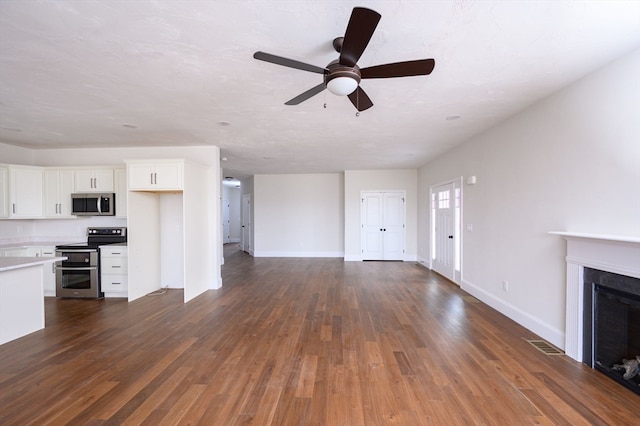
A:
551;231;640;362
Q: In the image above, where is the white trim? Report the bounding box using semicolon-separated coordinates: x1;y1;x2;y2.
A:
461;278;565;349
253;251;344;258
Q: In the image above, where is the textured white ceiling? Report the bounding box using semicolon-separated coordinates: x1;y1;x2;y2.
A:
1;1;639;179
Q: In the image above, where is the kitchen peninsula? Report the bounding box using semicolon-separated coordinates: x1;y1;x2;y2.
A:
0;256;65;344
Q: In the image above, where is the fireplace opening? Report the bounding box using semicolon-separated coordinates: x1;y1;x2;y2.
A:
583;268;640;395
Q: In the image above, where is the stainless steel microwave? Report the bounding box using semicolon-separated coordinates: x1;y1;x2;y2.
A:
71;193;115;216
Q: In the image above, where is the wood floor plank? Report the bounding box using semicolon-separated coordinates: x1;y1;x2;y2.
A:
1;244;638;425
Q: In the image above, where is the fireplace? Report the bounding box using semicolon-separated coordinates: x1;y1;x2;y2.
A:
552;232;640;393
583;268;640;394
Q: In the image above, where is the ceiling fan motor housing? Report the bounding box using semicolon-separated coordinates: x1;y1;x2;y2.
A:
325;60;361;95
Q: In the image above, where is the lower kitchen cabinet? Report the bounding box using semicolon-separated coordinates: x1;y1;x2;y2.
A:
100;245;128;298
0;246;56;296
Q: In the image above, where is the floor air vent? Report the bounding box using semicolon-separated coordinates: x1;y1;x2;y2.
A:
526;339;564;356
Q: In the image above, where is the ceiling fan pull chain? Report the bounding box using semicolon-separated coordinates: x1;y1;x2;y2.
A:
356;89;360;117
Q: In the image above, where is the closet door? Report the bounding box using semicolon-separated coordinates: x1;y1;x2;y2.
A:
361;191;406;260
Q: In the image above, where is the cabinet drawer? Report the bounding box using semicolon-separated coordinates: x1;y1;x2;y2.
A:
101;246;127;256
101;276;128;292
101;257;128;273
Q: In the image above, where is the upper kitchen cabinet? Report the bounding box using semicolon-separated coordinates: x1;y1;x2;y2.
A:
44;168;75;218
0;164;44;219
74;168;114;192
127;160;183;191
0;166;8;218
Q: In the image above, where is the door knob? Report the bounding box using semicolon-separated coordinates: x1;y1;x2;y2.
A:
448;235;453;239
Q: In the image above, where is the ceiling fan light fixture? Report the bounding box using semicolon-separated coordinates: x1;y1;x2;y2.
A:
326;76;358;96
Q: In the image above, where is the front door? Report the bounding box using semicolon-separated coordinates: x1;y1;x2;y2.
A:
432;182;456;281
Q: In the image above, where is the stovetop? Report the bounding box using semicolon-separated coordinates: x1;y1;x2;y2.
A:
56;227;127;251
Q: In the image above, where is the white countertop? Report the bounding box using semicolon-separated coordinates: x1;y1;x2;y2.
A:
0;256;66;272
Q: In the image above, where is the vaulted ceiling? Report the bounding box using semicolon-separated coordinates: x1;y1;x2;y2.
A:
1;1;639;179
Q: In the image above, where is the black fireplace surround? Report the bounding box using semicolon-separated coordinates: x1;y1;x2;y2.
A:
583;267;640;395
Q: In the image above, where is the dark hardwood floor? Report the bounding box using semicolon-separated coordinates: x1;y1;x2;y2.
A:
1;244;637;425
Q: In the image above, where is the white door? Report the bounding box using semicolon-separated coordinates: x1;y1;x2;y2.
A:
361;191;405;260
432;183;456;281
361;193;384;260
222;197;230;244
382;192;405;260
241;194;251;253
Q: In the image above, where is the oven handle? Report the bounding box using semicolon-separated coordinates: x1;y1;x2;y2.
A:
57;267;97;271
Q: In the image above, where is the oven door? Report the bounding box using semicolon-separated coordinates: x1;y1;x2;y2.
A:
56;266;101;298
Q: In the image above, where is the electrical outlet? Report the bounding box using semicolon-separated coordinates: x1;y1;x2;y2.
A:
502;280;509;291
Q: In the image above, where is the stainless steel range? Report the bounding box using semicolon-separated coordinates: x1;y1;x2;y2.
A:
55;227;127;298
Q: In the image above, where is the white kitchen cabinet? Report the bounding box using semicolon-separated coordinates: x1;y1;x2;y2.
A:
74;168;114;192
2;164;44;219
0;166;8;218
127;160;183;190
100;245;128;298
114;168;127;217
39;247;57;296
0;246;57;296
44;169;75;218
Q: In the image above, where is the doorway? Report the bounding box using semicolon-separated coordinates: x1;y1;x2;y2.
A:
430;180;461;283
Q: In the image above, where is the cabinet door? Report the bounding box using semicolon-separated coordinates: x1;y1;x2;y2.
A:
39;247;57;296
154;162;183;189
0;167;8;218
94;169;114;192
44;170;75;217
128;163;156;190
10;166;43;218
74;169;95;192
58;170;75;216
75;169;114;192
44;170;60;217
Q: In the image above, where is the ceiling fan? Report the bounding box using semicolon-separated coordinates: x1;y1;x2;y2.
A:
253;7;435;112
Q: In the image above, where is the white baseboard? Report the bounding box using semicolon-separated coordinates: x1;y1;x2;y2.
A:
461;278;565;349
253;251;344;258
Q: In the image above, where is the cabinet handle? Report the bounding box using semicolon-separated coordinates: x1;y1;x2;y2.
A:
112;282;121;285
154;173;157;185
12;203;16;214
150;173;153;185
112;265;121;268
112;252;121;255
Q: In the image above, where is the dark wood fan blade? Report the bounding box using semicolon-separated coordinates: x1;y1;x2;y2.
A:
360;59;435;79
253;51;327;74
347;86;374;111
339;7;381;67
285;83;326;105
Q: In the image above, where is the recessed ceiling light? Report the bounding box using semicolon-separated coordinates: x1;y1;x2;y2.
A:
221;157;228;161
446;114;462;121
1;127;22;132
122;124;137;129
217;121;231;127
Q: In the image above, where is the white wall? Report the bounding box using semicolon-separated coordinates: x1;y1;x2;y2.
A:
254;173;344;257
417;49;640;349
344;169;418;261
